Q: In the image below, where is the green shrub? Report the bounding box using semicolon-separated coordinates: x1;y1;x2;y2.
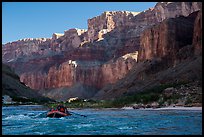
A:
185;97;192;105
45;82;188;108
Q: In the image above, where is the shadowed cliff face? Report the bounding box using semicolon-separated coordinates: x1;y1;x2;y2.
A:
138;11;198;63
193;10;202;56
2;64;54;103
2;2;202;101
92;11;202;100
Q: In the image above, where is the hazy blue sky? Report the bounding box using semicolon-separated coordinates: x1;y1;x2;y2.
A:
2;2;157;44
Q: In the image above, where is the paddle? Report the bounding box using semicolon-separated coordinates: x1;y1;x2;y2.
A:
67;109;87;117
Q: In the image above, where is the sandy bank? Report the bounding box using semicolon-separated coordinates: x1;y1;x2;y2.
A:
153;106;202;111
122;106;202;111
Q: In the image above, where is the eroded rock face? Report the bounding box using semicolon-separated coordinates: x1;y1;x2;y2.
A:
193;10;202;56
52;33;64;40
133;2;201;26
87;11;140;42
20;53;138;90
3;2;201;64
138;12;197;64
2;2;202;100
70;46;107;61
2;63;53;103
2;28;88;63
92;9;202;100
2;38;51;63
60;28;87;50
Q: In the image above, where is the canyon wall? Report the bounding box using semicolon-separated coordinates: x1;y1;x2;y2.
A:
20;53;138;90
133;2;201;26
138;11;198;63
2;2;202;100
87;11;140;42
193;10;202;56
3;2;201;63
2;63;53;103
2;38;51;63
93;10;202;100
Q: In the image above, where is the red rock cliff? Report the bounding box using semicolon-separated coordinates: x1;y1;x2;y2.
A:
2;2;202;100
193;10;202;56
2;38;51;63
20;52;138;90
138;12;197;63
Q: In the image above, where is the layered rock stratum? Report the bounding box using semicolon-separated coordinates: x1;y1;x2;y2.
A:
2;2;202;101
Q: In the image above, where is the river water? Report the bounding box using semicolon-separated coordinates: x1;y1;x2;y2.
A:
2;105;202;135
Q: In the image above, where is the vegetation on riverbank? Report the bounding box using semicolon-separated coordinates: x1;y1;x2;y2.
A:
3;81;201;109
46;81;202;109
2;95;55;106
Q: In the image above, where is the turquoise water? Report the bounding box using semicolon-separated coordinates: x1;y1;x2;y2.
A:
2;105;202;135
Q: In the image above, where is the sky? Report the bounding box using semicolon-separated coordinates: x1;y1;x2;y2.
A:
2;2;157;44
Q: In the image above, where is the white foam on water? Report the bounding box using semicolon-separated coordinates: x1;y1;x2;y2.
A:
26;112;36;117
33;132;44;135
4;114;30;120
59;117;65;120
33;113;44;118
118;126;133;130
39;117;49;121
75;124;93;128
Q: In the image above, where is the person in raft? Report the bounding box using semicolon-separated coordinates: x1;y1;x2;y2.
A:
56;104;69;114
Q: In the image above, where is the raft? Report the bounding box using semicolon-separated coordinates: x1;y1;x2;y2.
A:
46;110;71;118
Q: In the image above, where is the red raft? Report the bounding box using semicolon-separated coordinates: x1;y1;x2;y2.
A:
46;110;71;118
